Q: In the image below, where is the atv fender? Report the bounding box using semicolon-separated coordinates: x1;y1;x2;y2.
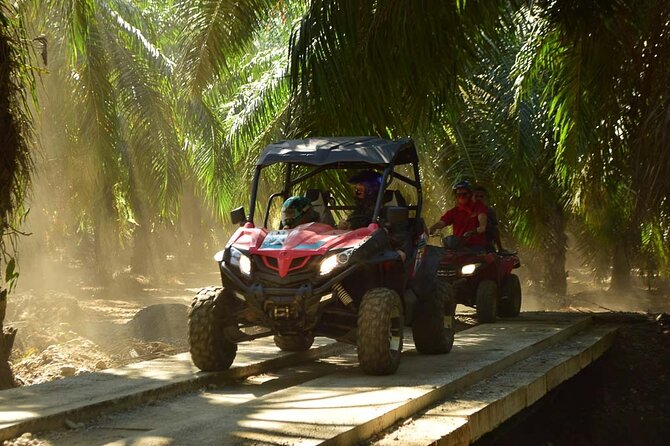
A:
402;288;418;324
409;245;443;300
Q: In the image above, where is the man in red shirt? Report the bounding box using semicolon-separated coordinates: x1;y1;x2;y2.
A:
428;181;488;249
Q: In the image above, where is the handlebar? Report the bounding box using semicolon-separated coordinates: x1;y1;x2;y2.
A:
428;231;474;240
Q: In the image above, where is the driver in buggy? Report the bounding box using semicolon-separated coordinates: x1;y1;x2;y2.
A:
280;196;320;229
429;180;488;252
338;170;382;230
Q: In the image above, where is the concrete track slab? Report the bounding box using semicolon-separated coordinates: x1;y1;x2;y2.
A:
371;324;618;446
0;337;349;441
108;313;593;446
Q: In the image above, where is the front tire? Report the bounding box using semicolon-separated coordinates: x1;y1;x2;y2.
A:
188;286;237;371
357;288;404;375
412;281;455;354
499;274;522;317
476;280;498;323
274;333;315;351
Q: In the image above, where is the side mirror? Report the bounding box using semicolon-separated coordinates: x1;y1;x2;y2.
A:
386;206;408;231
230;206;246;225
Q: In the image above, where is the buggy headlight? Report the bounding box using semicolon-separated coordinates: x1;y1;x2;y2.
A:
319;248;354;276
228;247;251;276
461;263;480;276
239;254;251;276
214;250;225;262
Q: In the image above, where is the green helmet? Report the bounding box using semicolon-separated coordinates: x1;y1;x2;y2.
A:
281;196;314;228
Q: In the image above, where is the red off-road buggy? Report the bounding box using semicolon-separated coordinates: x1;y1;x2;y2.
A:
435;235;522;323
189;137;455;375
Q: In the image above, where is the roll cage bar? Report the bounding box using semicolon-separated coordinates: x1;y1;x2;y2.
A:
238;137;423;228
247;160;423;229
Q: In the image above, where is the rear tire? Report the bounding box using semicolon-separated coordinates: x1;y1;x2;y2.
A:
499;274;522;317
357;288;404;375
188;286;237;371
412;281;455;354
476;280;498;323
274;333;315;351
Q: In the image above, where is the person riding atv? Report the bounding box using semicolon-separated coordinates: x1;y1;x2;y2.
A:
189;137;455;376
472;185;504;253
426;180;521;323
428;180;487;251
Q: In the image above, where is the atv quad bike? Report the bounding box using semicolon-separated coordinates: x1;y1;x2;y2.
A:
189;137;455;375
435;234;522;323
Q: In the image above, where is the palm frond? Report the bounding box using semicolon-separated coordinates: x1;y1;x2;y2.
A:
288;0;520;136
174;0;276;96
101;5;183;221
184;2;303;221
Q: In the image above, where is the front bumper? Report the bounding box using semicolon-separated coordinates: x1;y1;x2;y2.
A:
219;262;361;332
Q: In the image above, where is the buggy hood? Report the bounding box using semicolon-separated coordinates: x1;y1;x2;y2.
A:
226;222;376;277
228;222;373;254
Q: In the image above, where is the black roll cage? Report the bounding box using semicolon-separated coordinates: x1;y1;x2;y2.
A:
247;161;423;229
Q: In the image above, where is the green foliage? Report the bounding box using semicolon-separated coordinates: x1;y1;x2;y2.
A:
4;259;18;293
178;1;306;221
0;0;37;292
31;0;184;275
288;0;521;136
4;0;669;288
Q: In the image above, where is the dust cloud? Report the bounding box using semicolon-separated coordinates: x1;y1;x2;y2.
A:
5;159;232;386
517;256;670;315
6;158;670;386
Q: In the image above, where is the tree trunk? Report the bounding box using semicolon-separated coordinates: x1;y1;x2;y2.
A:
129;188;160;277
130;219;158;277
0;6;28;391
0;288;17;389
92;181;119;284
610;240;632;291
543;205;568;295
93;218;109;284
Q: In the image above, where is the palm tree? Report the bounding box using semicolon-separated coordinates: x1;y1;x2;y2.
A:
518;0;670;290
174;0;303;222
0;0;38;389
31;0;183;279
287;1;577;293
287;0;670;293
15;0;670;297
288;0;520;136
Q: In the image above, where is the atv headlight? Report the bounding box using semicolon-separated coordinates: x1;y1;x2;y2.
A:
461;263;480;276
319;248;354;276
228;247;251;276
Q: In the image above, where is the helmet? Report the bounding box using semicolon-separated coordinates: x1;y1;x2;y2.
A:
452;180;472;192
281;196;313;228
348;170;382;200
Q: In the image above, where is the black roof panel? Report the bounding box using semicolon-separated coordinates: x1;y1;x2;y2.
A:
256;137;418;167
